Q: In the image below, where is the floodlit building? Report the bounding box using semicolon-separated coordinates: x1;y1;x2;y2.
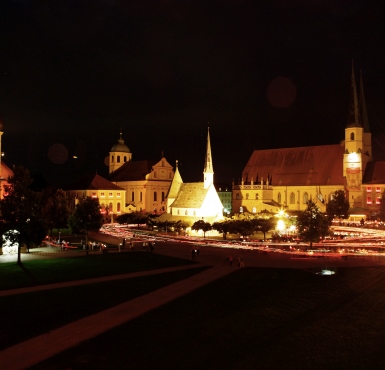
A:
108;131;174;214
160;128;223;224
0;118;13;199
215;183;232;215
64;173;126;219
233;64;385;219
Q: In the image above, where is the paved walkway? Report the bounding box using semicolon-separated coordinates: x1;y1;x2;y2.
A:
0;260;233;370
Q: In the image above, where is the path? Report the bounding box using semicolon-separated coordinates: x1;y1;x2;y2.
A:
0;261;233;370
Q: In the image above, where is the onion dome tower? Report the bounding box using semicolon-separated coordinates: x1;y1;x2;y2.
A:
109;130;132;174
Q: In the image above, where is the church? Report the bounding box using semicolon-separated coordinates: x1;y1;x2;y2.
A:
108;131;174;214
158;128;223;224
233;65;385;220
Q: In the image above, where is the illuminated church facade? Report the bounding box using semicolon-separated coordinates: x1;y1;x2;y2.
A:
233;65;385;219
108;131;174;214
159;128;223;224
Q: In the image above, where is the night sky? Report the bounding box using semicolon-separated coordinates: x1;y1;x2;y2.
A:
1;0;385;187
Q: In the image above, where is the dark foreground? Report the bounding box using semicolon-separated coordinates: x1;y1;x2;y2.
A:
31;265;385;370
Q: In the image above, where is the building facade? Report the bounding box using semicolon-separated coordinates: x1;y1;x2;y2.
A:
233;65;385;219
160;128;223;224
64;173;126;221
108;131;174;214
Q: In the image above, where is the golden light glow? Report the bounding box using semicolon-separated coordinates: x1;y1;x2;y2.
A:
347;152;359;163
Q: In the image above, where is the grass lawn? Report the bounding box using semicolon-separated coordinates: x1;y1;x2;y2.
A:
0;266;208;351
0;252;196;290
31;266;385;370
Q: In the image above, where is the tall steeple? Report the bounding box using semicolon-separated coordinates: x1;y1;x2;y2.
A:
346;61;361;128
359;70;372;162
203;127;214;189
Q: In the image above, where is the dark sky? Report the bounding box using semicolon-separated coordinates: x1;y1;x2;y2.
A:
1;0;385;187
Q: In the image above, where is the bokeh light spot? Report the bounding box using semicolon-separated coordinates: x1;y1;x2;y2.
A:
267;77;297;108
48;143;69;164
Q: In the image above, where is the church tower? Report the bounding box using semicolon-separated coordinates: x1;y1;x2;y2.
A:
359;70;372;164
203;127;214;189
109;131;132;174
343;62;371;208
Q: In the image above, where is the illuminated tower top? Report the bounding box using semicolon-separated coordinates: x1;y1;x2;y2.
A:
203;127;214;189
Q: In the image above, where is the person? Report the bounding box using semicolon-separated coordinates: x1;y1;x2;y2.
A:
239;256;245;268
191;248;196;260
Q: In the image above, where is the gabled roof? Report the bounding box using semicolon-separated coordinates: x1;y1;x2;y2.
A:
167;165;183;198
171;182;210;208
243;144;345;186
64;173;124;191
363;161;385;184
109;160;155;181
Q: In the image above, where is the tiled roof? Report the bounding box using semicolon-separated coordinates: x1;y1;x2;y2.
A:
167;166;183;198
109;160;155;181
363;161;385;184
171;183;209;208
242;144;345;186
64;173;124;191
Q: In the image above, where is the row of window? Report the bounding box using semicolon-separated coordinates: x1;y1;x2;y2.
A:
235;192;323;204
100;203;121;213
366;187;381;193
131;191;165;202
174;209;197;216
111;155;128;163
367;196;381;205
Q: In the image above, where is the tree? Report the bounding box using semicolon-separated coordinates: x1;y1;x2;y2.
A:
258;218;276;240
67;197;103;245
326;190;350;221
296;200;330;248
0;166;48;264
191;220;212;238
41;188;70;235
212;220;233;240
116;212;149;228
379;190;385;222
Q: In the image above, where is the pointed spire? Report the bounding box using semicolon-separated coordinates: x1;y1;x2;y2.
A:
359;70;370;133
203;127;214;189
204;126;214;174
347;61;361;128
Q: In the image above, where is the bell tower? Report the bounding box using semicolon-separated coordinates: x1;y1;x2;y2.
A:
343;62;370;208
203;127;214;189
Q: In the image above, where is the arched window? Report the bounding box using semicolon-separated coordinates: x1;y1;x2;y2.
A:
117;156;120;163
246;193;249;199
193;210;196;216
154;192;157;201
303;192;309;204
177;209;180;215
185;210;188;215
256;193;259;200
131;192;134;202
117;203;121;212
111;156;114;163
140;192;142;202
252;207;257;213
109;203;113;212
239;206;243;213
162;192;165;201
290;192;295;204
124;156;127;162
278;192;281;203
350;132;355;140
